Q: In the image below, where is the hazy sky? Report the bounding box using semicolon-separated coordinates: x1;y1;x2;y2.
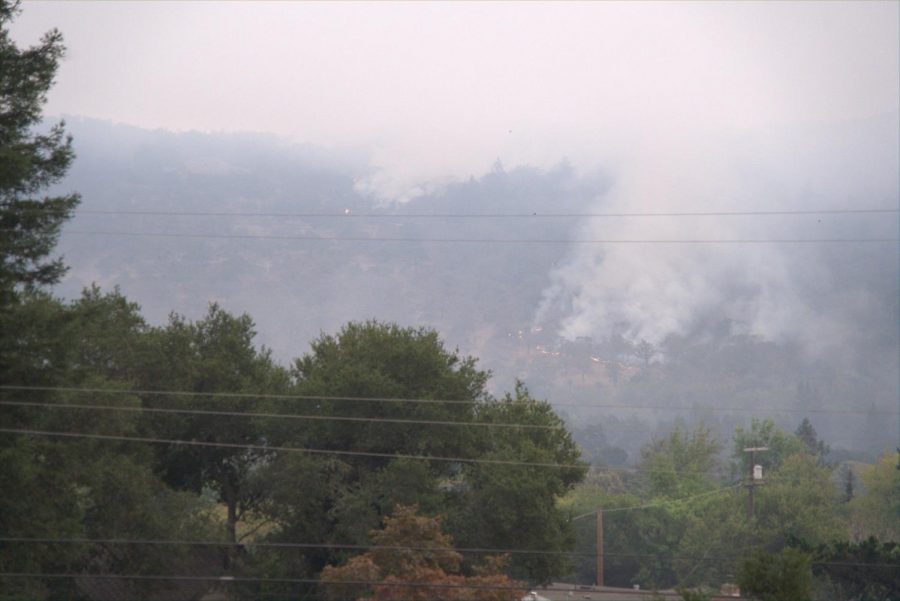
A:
12;1;899;198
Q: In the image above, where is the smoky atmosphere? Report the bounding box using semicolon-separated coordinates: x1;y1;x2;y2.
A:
2;2;898;601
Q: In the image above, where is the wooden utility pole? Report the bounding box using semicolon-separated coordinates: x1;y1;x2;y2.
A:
743;446;768;519
595;509;604;587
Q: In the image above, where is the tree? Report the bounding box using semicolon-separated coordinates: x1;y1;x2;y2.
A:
794;418;829;465
0;432;88;600
565;482;697;590
808;538;900;601
612;426;726;588
287;323;585;584
291;321;489;464
286;321;491;546
731;418;804;477
850;451;900;541
449;382;586;583
672;489;748;588
320;505;525;601
0;288;220;601
638;425;722;499
843;468;854;503
137;304;290;556
752;453;845;547
737;548;812;601
0;0;79;305
671;451;845;592
667;424;844;591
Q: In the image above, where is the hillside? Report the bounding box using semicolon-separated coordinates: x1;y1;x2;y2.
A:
50;117;900;461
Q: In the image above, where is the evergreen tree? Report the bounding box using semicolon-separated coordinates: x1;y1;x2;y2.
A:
0;0;79;305
794;418;829;465
844;468;854;503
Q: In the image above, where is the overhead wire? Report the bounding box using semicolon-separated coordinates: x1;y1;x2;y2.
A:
6;399;871;448
0;427;846;484
0;536;595;558
3;531;895;569
0;399;559;431
8;206;900;218
3;385;894;415
9;536;895;568
3;384;868;477
1;395;882;453
0;536;737;561
0;427;587;470
0;572;533;591
1;556;894;591
19;228;898;245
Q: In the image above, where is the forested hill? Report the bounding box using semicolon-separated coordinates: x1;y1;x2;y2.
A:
50;117;899;461
53;118;598;360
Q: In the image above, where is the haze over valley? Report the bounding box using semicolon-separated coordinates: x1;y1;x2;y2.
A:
50;114;900;462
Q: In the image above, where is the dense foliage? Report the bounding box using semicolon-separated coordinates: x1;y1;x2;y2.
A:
738;548;812;601
562;421;900;598
0;289;587;599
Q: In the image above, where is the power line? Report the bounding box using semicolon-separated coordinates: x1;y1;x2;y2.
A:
0;536;589;558
2;537;892;568
3;397;876;448
0;427;587;471
0;427;716;478
0;399;666;438
0;399;557;431
9;536;857;567
1;554;893;591
3;385;894;416
3;397;890;428
0;572;532;592
10;206;900;218
41;228;899;245
0;427;840;483
0;536;734;562
0;384;487;406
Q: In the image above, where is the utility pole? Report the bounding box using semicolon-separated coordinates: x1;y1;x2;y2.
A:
743;446;768;519
595;509;604;587
572;507;605;588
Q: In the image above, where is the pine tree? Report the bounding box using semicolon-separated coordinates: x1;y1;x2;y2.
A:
794;418;829;465
844;468;854;503
0;0;79;305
